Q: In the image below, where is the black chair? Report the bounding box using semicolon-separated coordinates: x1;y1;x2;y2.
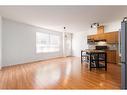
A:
81;51;97;69
81;51;90;63
89;52;107;71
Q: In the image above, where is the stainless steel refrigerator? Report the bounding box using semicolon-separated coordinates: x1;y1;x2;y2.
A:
121;21;127;89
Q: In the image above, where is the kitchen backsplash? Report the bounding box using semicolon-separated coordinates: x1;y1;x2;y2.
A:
107;44;118;50
88;44;96;49
88;42;118;50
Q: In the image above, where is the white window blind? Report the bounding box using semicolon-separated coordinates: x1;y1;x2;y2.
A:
36;32;60;53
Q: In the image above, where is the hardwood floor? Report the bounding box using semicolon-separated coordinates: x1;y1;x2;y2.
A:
0;57;121;89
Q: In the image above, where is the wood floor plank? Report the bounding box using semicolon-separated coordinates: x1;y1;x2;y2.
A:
0;57;121;89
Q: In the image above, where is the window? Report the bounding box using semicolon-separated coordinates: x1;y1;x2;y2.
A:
36;32;60;53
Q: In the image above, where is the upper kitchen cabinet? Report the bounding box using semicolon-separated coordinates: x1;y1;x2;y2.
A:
88;35;96;40
87;24;118;44
87;35;95;43
87;31;118;44
105;32;118;44
97;34;106;40
87;35;94;40
115;31;118;43
87;34;105;40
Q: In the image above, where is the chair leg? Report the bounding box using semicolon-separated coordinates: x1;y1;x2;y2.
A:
90;62;91;71
105;66;107;71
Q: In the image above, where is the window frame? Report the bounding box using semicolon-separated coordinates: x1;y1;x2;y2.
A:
36;32;60;53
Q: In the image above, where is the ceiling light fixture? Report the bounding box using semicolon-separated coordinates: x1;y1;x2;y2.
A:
63;27;67;38
91;23;99;28
64;27;66;30
123;17;127;22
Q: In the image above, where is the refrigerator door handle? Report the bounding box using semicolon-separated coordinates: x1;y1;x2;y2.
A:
121;61;126;64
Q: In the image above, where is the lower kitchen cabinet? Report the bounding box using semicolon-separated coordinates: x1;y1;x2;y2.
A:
106;50;118;64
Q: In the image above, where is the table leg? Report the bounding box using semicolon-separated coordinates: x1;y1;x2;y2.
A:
105;53;107;71
81;51;82;64
97;53;99;68
90;53;92;71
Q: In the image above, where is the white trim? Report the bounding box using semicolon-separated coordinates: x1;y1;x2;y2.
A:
62;32;66;57
0;16;2;69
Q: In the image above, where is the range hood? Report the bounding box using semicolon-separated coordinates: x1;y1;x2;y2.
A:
87;39;106;44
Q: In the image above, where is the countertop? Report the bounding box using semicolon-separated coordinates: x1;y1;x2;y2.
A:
81;49;106;53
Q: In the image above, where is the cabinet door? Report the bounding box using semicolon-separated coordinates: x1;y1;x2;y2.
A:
106;51;116;63
90;35;94;39
96;34;100;40
106;32;118;43
99;34;105;40
107;51;111;62
116;51;119;64
95;34;103;40
106;33;115;43
114;32;118;43
94;35;98;40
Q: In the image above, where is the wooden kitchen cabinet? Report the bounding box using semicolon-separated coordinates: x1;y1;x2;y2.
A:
89;34;106;41
94;34;99;40
106;32;115;43
87;31;118;43
106;50;117;63
116;51;120;64
115;32;118;43
88;35;97;40
98;34;106;40
106;32;118;44
93;35;98;40
87;35;94;39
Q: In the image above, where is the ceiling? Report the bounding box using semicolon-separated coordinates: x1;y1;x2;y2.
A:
0;6;127;33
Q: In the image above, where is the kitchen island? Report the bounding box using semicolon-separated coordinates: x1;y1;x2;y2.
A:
81;49;107;71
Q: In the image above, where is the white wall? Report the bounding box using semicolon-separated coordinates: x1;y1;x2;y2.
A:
1;17;122;65
104;20;121;32
0;16;2;69
72;20;121;57
72;32;88;56
72;28;97;56
2;18;63;67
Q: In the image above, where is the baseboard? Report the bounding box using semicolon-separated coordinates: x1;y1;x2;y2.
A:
2;56;67;68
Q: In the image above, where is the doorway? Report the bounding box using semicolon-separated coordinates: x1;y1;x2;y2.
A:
64;32;72;57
